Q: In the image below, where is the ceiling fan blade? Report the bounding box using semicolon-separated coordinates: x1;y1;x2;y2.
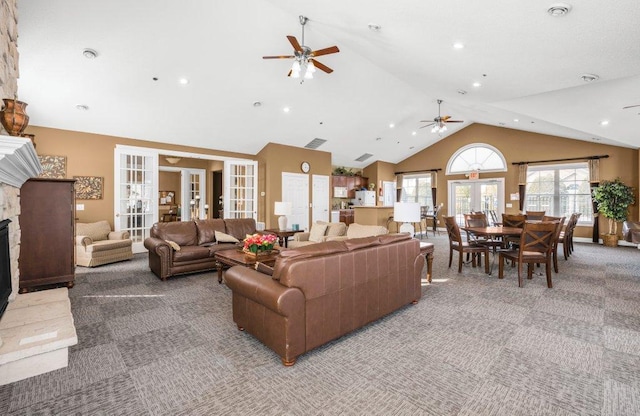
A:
420;123;436;129
310;59;333;73
263;55;295;59
287;69;292;77
445;120;464;123
312;46;340;57
623;104;640;109
287;35;303;53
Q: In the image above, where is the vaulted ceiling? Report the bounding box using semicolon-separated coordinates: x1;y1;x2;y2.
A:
16;0;640;167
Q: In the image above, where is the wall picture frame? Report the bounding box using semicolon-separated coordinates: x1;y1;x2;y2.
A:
74;176;104;200
38;155;67;179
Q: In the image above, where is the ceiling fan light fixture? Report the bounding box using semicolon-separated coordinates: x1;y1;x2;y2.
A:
304;69;314;79
431;125;439;133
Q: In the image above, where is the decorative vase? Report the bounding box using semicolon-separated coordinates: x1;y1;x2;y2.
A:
602;233;618;247
0;99;30;136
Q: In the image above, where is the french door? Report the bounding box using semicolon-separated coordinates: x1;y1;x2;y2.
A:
114;146;158;253
223;160;258;218
448;179;504;225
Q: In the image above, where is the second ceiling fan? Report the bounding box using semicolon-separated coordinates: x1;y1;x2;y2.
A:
263;15;339;79
420;99;464;133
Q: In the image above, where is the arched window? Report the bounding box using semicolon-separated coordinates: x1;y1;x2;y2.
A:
446;143;507;174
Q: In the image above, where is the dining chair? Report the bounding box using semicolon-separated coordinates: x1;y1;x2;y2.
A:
559;212;581;259
543;215;566;272
415;205;430;238
425;202;444;236
525;210;546;221
444;216;490;273
464;212;503;252
486;210;500;226
498;221;557;288
501;213;527;248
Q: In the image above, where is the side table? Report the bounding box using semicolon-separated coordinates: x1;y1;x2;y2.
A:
420;242;434;283
263;229;303;248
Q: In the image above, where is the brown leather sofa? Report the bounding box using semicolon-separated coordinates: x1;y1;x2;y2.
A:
224;233;425;366
143;218;257;280
623;221;640;246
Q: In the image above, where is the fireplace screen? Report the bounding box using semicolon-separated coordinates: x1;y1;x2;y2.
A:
0;219;11;319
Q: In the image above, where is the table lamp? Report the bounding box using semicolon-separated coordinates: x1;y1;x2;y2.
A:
274;201;292;230
394;202;421;236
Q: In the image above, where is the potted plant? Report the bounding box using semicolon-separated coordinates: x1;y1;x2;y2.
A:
592;178;635;247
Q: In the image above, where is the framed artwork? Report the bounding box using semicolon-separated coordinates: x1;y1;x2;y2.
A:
38;155;67;179
74;176;104;200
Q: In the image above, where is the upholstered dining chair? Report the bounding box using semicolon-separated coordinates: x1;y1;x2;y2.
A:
525;210;546;221
498;221;557;288
444;216;490;274
543;215;566;273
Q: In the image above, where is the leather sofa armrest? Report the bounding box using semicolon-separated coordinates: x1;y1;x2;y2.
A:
293;232;310;242
108;231;130;240
76;235;93;247
144;237;171;253
225;266;304;317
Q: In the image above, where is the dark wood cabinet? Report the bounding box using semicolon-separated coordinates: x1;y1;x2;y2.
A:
339;209;354;226
332;175;368;199
19;179;76;292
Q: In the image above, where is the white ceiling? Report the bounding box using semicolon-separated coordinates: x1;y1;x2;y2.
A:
16;0;640;168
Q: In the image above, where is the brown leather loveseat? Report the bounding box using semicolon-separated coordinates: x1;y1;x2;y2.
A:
224;233;425;366
144;218;257;280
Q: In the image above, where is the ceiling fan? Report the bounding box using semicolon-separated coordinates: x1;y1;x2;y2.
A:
623;104;640;115
263;15;339;79
420;99;464;133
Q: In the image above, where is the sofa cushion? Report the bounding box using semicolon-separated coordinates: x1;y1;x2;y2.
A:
195;218;226;245
326;222;347;237
308;222;328;242
225;218;257;240
151;221;198;246
215;231;240;244
273;240;348;281
346;223;388;239
379;233;412;245
172;245;211;262
77;220;111;242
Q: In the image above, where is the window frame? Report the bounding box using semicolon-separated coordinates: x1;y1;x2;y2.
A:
400;174;433;209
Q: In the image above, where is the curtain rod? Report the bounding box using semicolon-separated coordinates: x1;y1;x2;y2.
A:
511;155;609;165
394;168;442;175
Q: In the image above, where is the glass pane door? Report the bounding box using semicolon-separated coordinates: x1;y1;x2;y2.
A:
223;160;258;219
114;147;158;252
448;179;504;225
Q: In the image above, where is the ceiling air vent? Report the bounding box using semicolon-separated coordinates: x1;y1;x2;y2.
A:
304;138;327;149
355;153;373;162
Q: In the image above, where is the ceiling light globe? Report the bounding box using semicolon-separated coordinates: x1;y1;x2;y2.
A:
291;61;301;72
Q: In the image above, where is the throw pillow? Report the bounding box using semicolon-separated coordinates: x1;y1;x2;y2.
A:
308;222;328;242
215;230;240;243
165;240;181;251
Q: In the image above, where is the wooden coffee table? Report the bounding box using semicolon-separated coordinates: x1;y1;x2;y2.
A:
214;248;280;283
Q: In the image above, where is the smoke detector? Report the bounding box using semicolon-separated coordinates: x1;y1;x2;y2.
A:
547;3;572;16
581;73;599;82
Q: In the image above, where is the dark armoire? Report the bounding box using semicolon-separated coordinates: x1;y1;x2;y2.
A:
19;178;76;292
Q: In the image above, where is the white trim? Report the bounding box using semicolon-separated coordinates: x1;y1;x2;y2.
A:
115;144;253;162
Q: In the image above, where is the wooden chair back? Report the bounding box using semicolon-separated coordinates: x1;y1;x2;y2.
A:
502;213;527;228
525;210;546;221
444;216;463;245
464;212;488;228
518;222;557;256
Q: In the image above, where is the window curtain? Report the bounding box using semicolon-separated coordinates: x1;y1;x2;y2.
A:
589;159;600;242
518;163;528;212
431;171;437;210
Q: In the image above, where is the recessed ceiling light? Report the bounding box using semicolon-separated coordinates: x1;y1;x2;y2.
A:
600;120;609;126
253;101;262;107
581;73;599;82
368;23;381;31
453;42;464;49
547;3;572;16
514;118;519;122
179;78;189;85
411;131;417;136
592;137;601;141
389;123;395;128
82;48;98;59
76;104;89;111
283;107;290;113
472;82;481;87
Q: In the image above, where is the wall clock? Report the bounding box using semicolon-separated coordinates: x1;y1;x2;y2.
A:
301;161;310;173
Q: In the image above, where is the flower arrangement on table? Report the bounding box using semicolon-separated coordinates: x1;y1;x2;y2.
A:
242;233;278;256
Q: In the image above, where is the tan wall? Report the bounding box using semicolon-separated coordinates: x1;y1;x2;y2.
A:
25;126;254;226
257;143;332;229
363;161;396;206
395;123;639;238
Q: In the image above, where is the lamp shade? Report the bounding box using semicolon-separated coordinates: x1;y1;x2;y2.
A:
394;202;421;223
274;201;292;216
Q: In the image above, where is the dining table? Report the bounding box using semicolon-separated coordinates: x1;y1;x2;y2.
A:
460;226;523;275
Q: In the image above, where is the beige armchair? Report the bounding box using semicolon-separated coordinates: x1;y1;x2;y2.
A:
289;222;348;248
76;220;133;267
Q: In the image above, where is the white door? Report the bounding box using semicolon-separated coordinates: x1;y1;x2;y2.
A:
312;174;330;223
282;172;309;231
114;146;158;253
224;160;258;219
383;181;395;206
448;179;504;225
180;168;206;220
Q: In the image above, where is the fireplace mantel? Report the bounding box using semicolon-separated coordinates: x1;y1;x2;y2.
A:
0;135;42;188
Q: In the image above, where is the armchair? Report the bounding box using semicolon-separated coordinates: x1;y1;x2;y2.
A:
75;220;133;267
